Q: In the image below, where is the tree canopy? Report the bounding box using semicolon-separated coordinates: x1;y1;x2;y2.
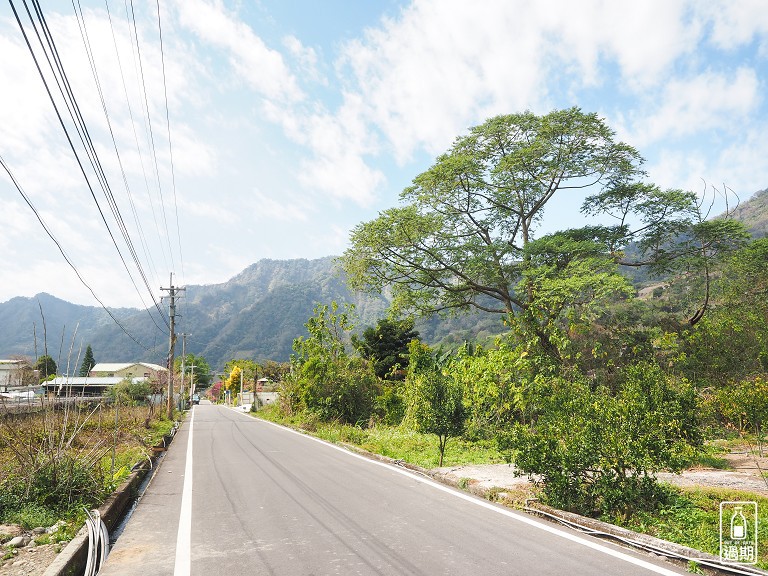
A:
353;317;419;380
175;354;212;388
34;355;57;381
78;345;96;377
342;108;746;358
343;108;641;312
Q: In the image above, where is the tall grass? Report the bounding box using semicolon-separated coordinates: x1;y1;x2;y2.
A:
256;404;502;467
0;402;177;527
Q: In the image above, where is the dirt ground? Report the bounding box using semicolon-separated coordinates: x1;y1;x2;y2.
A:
435;448;768;496
0;523;61;576
0;543;59;576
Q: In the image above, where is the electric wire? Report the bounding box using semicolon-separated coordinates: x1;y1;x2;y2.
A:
10;0;168;334
0;154;151;352
102;0;162;286
117;0;171;275
154;0;185;283
126;0;176;274
31;0;165;331
70;0;169;331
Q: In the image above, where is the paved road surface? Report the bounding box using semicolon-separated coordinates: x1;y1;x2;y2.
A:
100;402;688;576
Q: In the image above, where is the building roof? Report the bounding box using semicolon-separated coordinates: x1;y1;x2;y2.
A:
91;362;167;373
46;376;147;386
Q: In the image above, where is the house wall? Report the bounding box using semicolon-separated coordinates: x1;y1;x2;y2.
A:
94;364;165;380
0;362;22;391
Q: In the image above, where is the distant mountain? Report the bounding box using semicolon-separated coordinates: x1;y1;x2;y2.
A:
0;257;505;373
6;188;763;372
732;187;768;238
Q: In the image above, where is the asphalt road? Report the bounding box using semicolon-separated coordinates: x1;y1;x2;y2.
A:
100;402;688;576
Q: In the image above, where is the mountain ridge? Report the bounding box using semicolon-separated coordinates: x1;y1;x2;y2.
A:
2;187;766;371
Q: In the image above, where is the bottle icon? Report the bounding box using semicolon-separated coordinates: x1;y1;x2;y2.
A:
731;506;747;540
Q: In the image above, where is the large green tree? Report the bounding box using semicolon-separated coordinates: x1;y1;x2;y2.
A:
78;345;96;377
353;317;419;380
34;355;57;381
175;354;212;388
343;109;642;314
342;108;743;358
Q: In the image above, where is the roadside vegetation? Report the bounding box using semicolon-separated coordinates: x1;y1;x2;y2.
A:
0;399;179;534
252;109;768;567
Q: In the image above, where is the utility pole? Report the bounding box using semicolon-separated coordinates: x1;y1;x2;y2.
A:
190;364;197;400
180;333;187;409
240;369;244;409
161;273;185;419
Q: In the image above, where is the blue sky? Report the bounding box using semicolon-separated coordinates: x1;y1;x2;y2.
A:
1;0;767;308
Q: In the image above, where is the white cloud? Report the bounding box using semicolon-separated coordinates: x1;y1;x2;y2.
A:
340;1;550;162
551;0;701;90
283;35;325;84
621;67;760;146
697;0;768;50
247;189;309;222
333;0;704;166
647;122;768;199
174;0;302;102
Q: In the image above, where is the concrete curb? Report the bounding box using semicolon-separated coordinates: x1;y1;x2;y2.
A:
523;502;768;576
42;433;176;576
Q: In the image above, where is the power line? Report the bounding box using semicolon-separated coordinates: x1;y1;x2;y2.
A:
71;0;170;331
0;154;152;352
111;0;171;275
154;0;185;284
103;0;164;283
126;0;176;274
10;0;167;332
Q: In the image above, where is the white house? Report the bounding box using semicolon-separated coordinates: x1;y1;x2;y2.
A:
90;362;167;380
0;359;24;392
45;376;147;397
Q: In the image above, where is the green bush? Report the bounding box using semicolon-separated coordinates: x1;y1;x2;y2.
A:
405;341;465;466
506;364;699;516
374;383;406;426
281;302;381;425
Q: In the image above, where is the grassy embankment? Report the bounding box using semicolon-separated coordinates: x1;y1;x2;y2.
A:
256;404;768;569
0;403;179;545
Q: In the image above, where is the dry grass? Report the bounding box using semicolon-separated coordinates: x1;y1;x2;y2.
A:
0;401;177;526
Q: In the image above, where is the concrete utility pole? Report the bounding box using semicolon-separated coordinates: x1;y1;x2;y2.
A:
161;273;185;419
190;364;196;400
180;333;186;409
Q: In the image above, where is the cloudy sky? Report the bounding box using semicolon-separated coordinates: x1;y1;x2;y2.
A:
1;0;767;309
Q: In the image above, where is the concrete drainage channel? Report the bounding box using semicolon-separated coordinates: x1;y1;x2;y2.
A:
42;431;176;576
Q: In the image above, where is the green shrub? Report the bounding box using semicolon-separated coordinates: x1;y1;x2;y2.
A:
506;364;699;516
405;342;465;467
374;384;405;426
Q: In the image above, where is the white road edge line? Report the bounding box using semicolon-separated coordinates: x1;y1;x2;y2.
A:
230;407;682;576
174;407;194;576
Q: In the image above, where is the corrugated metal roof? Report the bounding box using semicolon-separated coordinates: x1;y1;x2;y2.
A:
91;362;167;373
46;376;147;385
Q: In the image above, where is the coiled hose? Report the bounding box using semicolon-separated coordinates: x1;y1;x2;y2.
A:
83;509;110;576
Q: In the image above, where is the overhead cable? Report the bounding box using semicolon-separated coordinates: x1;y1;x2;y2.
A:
10;0;168;333
0;154;152;351
70;0;169;332
126;0;176;273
